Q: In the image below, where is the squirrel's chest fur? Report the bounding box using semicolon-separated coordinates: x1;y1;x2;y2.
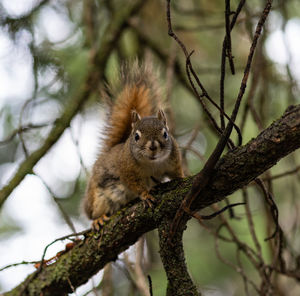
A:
85;142;172;219
83;61;184;223
105;142;171;190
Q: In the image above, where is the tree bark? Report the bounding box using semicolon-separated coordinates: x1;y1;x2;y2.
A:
158;217;200;295
5;104;300;295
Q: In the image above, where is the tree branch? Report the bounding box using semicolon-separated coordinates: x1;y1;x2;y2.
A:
158;217;199;295
5;104;300;295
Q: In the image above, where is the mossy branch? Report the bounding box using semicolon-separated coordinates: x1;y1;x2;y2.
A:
5;104;300;295
158;217;200;296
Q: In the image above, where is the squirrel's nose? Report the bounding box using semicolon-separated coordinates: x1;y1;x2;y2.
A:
149;141;158;151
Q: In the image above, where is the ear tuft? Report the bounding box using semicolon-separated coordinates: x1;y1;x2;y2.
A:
157;109;167;126
131;110;141;127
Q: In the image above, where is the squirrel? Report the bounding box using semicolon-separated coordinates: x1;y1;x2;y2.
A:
83;61;184;230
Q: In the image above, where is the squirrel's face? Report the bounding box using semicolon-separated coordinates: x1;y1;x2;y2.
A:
130;110;172;163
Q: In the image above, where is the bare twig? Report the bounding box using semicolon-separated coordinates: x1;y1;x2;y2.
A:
243;189;262;257
36;229;89;274
263;165;300;181
33;171;77;233
147;275;153;296
134;238;150;296
0;122;54;146
121;239;150;296
214;225;260;294
255;178;280;241
169;0;273;240
0;261;39;272
225;0;235;75
102;263;113;296
70;122;89;176
220;0;246;130
5;103;300;294
0;0;147;209
199;202;245;220
166;0;242;146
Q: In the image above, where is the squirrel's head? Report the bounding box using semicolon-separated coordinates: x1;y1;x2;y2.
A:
130;109;172;163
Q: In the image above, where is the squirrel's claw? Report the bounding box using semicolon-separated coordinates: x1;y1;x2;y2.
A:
92;214;110;231
141;192;156;209
143;199;154;209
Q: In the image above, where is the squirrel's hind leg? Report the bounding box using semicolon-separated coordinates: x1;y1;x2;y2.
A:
88;182;130;231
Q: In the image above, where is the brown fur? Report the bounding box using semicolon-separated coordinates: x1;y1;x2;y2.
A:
102;61;162;151
83;61;183;229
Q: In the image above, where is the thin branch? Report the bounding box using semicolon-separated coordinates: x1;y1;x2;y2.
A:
70;122;89;176
123;238;151;296
236;250;250;296
0;0;49;34
5;104;300;295
243;189;262;257
129;21;229;139
199;202;245;220
0;0;147;209
220;0;246;130
170;0;273;239
33;171;77;233
0;122;54;145
166;0;242;146
134;238;150;296
174;23;227;32
185;52;241;147
214;227;260;294
225;0;235;75
147;275;153;296
262;165;300;181
0;261;39;272
101;264;113;296
255;178;280;241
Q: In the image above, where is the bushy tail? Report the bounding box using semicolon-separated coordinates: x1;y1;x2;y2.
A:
102;60;163;151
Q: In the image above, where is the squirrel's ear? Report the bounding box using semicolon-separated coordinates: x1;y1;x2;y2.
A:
131;110;141;127
157;109;168;126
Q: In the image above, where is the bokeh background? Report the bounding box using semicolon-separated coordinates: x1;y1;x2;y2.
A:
0;0;300;295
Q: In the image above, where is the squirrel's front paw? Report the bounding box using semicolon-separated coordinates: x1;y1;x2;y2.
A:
92;214;110;231
141;192;156;209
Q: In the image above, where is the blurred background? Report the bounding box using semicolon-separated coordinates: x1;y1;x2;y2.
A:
0;0;300;295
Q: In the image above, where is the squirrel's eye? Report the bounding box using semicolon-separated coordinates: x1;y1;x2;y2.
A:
163;131;168;139
135;132;140;141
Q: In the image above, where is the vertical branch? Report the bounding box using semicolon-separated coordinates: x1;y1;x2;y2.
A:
158;217;200;296
168;0;272;241
134;238;151;296
83;0;97;49
165;42;178;134
102;264;114;296
243;189;262;257
214;225;260;294
220;0;246;133
225;0;235;75
122;238;150;296
33;171;77;234
166;0;242;144
220;41;227;131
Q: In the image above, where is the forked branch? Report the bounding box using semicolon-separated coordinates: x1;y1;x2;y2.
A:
5;104;300;295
